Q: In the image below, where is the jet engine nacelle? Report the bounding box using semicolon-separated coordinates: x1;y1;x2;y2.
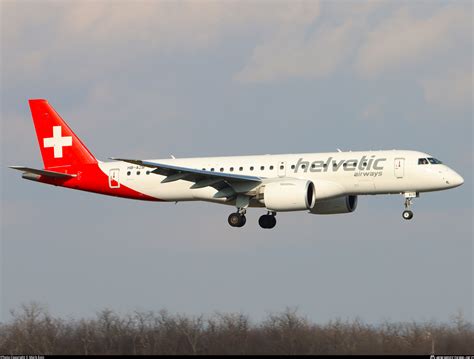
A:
262;179;316;212
310;195;358;215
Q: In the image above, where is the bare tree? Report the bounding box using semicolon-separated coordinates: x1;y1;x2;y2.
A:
1;303;473;355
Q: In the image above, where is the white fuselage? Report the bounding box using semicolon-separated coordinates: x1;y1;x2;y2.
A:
98;150;464;204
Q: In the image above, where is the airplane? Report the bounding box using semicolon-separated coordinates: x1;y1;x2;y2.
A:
10;99;464;229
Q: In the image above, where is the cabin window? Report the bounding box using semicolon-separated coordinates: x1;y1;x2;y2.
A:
260;166;265;170
202;168;206;171
127;171;131;176
418;158;429;165
211;168;215;171
230;167;234;172
311;163;316;169
270;165;274;170
239;167;243;171
220;168;224;172
146;171;150;175
137;171;141;175
291;165;295;169
250;166;254;171
301;164;306;169
280;165;284;170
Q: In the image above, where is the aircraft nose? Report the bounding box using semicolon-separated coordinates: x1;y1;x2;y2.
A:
447;170;464;188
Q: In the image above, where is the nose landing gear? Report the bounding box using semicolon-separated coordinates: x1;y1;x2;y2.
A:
402;192;418;220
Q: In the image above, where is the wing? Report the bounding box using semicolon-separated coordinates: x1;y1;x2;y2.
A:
111;158;262;198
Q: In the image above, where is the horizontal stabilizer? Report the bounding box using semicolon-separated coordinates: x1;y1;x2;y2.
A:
9;166;76;179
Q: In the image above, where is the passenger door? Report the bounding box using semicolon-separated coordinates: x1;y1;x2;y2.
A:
394;158;404;178
109;168;120;188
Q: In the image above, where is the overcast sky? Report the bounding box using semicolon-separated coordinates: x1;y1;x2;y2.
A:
1;0;472;324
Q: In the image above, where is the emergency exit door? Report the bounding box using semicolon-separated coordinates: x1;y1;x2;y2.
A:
278;161;286;177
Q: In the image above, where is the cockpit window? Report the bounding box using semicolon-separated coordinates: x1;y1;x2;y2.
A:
427;157;442;164
418;158;429;165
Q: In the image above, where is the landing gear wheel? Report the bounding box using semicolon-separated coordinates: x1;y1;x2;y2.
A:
402;210;413;220
239;215;247;227
259;214;277;229
228;213;246;227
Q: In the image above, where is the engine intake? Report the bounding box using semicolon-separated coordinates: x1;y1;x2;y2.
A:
262;179;316;212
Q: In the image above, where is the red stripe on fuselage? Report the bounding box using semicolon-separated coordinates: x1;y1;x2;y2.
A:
38;163;161;201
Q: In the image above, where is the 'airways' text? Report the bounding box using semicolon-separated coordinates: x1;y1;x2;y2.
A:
354;171;383;177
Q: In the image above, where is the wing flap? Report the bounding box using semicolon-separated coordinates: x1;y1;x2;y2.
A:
160;172;189;183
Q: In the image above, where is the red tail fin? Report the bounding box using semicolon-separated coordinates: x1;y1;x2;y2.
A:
29;99;97;170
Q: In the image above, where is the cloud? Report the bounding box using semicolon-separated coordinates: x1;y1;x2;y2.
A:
355;5;471;77
233;2;382;83
420;69;473;109
0;0;334;117
57;2;224;50
234;16;359;83
2;0;472;119
233;2;383;83
234;2;471;85
2;1;319;77
4;1;471;90
56;0;308;47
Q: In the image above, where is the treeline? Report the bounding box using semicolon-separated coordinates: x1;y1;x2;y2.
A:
1;303;472;355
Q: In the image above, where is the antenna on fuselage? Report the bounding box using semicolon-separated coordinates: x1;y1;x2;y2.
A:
336;148;342;152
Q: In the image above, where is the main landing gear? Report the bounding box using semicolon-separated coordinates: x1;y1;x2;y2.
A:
259;212;276;229
228;210;247;227
229;195;249;228
227;209;277;229
402;192;418;220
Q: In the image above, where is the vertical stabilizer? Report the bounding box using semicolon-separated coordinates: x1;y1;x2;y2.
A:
29;99;97;169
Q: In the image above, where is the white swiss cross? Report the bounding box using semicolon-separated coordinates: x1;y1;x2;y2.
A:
43;126;73;158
